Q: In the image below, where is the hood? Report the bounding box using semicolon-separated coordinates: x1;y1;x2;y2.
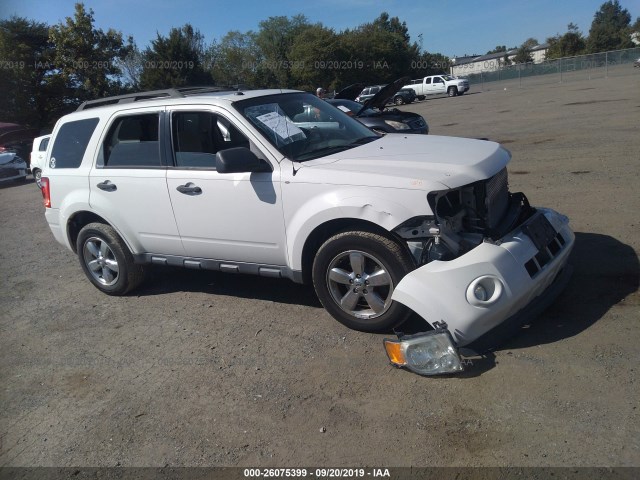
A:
335;83;365;101
361;76;410;112
296;135;510;191
357;109;422;121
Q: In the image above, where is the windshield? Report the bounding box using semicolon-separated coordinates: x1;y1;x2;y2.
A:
443;75;455;81
234;93;379;162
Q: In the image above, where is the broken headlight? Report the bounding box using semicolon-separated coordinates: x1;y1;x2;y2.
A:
384;329;463;376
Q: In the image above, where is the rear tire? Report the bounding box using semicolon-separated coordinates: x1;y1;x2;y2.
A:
312;230;414;332
394;96;404;105
76;222;144;295
33;169;42;188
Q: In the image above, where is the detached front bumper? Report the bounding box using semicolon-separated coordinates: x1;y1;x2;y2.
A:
391;208;574;361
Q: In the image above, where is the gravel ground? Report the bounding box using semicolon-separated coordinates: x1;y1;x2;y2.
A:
0;69;639;469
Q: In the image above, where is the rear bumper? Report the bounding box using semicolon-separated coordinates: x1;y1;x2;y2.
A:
0;169;27;182
392;208;574;349
45;207;72;250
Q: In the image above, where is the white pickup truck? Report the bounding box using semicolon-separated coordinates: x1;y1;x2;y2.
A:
404;75;470;98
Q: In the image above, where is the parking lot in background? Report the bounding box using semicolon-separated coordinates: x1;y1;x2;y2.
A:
0;71;638;467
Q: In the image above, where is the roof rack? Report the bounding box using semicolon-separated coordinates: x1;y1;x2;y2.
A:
75;86;237;111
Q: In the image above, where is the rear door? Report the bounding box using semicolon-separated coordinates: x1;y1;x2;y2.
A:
165;107;287;266
89;107;185;256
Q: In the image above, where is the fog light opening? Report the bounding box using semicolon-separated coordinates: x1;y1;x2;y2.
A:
473;284;488;301
466;276;503;306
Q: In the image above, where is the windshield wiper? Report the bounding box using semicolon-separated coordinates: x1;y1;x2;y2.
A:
348;136;379;146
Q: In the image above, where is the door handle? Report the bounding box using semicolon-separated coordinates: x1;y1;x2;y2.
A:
97;180;117;192
176;182;202;195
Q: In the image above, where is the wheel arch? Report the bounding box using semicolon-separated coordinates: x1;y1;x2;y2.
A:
286;190;426;279
67;211;112;254
300;218;409;285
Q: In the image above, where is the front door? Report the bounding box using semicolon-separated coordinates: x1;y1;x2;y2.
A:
165;108;287;266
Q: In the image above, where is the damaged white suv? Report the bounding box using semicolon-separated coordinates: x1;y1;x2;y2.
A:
42;87;574;375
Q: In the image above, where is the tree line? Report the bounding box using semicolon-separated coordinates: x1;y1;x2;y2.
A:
0;1;638;131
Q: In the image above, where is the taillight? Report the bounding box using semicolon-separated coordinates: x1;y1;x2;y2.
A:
41;177;51;208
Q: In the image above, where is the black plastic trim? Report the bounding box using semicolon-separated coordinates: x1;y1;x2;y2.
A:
133;253;299;282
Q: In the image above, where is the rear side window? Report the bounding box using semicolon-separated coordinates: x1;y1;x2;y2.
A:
49;118;99;169
39;137;49;151
101;113;161;168
425;78;432;84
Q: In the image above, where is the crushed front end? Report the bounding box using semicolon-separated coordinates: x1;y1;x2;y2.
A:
389;166;575;375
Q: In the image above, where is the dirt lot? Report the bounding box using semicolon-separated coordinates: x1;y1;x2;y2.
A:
1;72;639;470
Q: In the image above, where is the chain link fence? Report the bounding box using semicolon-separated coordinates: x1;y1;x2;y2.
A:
463;47;640;90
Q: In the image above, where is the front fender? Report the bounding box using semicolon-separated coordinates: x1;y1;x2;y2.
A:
284;185;429;271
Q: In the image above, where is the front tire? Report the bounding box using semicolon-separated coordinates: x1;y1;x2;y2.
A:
448;86;458;97
312;230;414;332
394;96;404;105
77;222;144;295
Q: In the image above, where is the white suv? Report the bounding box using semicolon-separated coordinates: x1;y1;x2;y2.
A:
41;87;574;374
30;134;51;188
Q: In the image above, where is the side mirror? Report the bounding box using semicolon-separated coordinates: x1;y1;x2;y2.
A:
215;147;272;174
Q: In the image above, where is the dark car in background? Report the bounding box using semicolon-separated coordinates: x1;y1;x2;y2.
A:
355;85;416;105
0;123;38;168
0;152;28;184
392;88;416;105
330;78;428;134
355;85;383;104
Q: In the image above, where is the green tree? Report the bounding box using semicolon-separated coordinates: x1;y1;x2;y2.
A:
513;38;538;64
254;15;310;88
49;3;131;104
486;45;507;54
546;23;586;59
409;51;450;77
210;31;261;87
140;24;213;89
119;42;144;90
288;23;339;91
587;0;633;52
336;12;420;87
0;16;65;129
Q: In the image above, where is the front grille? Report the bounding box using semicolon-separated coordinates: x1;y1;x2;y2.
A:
432;167;512;235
